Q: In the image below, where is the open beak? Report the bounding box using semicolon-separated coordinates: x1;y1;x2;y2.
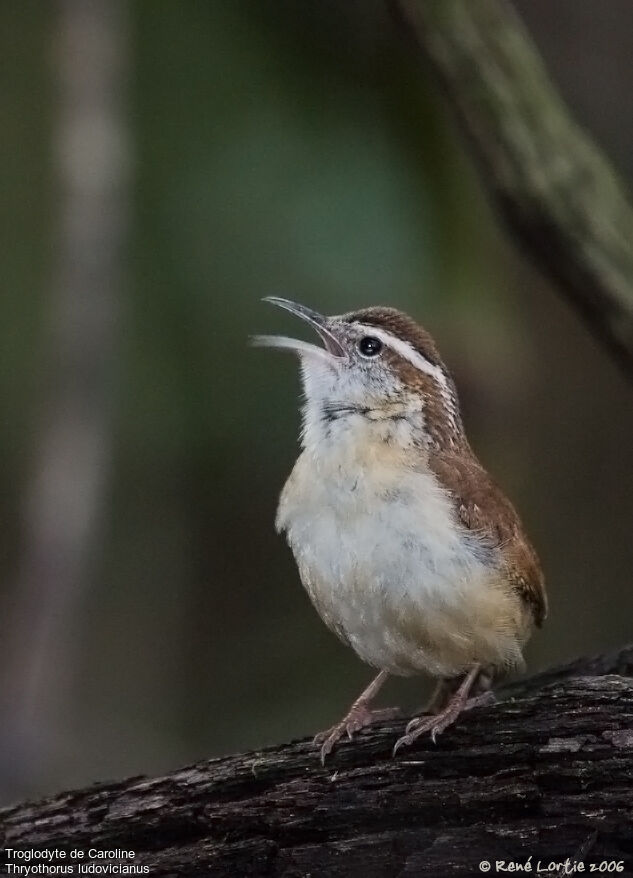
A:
251;297;346;362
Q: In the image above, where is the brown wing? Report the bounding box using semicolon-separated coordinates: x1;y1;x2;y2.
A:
428;449;547;627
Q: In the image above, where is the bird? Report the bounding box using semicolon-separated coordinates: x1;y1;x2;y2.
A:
253;297;546;762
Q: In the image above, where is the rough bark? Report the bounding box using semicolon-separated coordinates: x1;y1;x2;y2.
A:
393;0;633;379
2;647;633;877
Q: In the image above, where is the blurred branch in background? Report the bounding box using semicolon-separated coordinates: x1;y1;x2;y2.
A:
394;0;633;379
0;0;129;794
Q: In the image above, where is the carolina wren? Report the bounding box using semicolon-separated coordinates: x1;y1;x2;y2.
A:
254;298;546;761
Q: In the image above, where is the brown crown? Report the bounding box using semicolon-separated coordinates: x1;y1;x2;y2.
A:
342;307;443;368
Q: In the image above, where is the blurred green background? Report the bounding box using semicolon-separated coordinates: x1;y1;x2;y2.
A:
1;0;632;805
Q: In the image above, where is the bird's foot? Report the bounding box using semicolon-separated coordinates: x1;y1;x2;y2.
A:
393;666;490;755
315;704;401;765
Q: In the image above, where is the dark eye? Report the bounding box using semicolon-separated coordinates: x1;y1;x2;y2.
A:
358;336;383;358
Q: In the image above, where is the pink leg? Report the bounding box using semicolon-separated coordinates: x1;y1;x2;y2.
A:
393;664;483;755
314;670;399;764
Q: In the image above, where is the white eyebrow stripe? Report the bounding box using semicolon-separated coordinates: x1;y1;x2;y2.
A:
355;323;461;440
354;324;448;388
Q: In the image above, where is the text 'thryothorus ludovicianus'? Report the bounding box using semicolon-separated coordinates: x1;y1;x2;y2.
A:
254;298;547;762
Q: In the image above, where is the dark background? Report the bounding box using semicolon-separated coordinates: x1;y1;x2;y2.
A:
1;0;632;805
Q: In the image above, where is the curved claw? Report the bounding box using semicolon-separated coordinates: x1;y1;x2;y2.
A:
315;704;401;764
316;718;361;764
312;729;328;747
319;731;340;766
405;715;423;735
393;715;443;756
392;733;413;756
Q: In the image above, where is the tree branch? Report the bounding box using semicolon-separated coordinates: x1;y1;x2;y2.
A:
393;0;633;378
2;646;633;876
